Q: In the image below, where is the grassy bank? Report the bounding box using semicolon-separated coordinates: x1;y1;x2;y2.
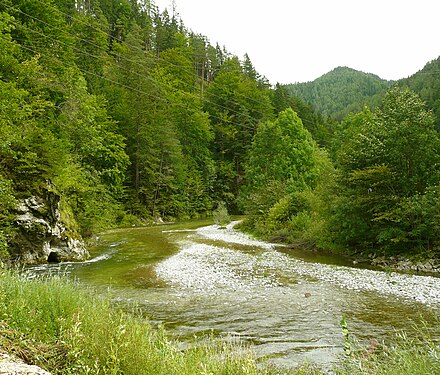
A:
0;269;438;374
0;269;299;374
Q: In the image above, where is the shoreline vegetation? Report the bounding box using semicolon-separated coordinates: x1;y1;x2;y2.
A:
234;220;440;277
0;268;439;374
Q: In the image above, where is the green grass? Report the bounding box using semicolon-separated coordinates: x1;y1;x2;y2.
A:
336;327;440;375
0;269;298;374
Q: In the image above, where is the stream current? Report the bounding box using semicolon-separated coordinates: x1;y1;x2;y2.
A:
27;220;440;368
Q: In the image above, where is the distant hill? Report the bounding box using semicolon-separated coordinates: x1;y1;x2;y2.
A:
399;56;440;129
285;67;392;120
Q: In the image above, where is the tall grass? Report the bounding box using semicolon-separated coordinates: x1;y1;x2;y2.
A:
0;269;292;375
336;325;440;375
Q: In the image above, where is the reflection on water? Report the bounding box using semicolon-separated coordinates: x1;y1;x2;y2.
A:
26;220;440;369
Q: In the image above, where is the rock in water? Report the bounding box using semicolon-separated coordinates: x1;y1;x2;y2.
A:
8;188;89;264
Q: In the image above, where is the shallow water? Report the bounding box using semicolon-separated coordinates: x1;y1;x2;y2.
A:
27;220;440;369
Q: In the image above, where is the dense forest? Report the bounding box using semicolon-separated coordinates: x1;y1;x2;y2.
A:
285;67;392;120
0;0;439;261
400;56;440;130
285;59;440;129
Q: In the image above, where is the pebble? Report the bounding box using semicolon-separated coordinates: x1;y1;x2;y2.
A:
156;223;440;307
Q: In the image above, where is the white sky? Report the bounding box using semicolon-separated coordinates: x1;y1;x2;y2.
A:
154;0;440;84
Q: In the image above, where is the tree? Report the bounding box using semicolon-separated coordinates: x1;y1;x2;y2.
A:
272;83;292;115
285;66;390;121
57;71;129;196
331;87;440;254
240;108;320;223
400;56;440;130
204;56;273;207
70;6;111;92
272;84;335;147
104;24;161;217
157;46;215;215
97;0;132;44
9;0;76;76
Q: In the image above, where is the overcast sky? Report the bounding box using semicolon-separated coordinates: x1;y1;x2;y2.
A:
154;0;440;84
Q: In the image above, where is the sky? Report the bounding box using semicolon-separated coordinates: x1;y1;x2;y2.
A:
154;0;440;84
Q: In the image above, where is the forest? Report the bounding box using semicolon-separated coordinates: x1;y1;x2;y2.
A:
0;0;439;261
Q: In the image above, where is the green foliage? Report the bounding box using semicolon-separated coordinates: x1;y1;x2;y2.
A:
0;12;20;80
329;87;440;255
212;201;231;228
241;109;319;209
2;0;438;264
285;66;391;120
240;108;324;242
272;84;336;147
400;56;440;130
205;56;274;206
0;175;16;214
266;195;297;229
0;175;16;259
242;108;319;205
0;4;130;244
57;73;129;195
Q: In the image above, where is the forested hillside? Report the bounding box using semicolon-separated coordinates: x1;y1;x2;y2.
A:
285;67;391;120
400;56;440;129
0;0;304;259
0;0;439;262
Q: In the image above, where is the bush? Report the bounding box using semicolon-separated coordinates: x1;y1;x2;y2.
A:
212;201;231;228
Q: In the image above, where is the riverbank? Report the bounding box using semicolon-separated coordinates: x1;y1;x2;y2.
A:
0;268;291;375
288;246;440;276
1;268;439;375
367;255;440;275
236;217;440;277
194;222;440;305
271;234;440;277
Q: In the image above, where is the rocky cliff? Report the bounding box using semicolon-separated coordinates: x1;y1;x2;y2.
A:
8;189;89;264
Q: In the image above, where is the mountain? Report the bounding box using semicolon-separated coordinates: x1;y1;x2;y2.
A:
285;67;392;120
399;56;440;129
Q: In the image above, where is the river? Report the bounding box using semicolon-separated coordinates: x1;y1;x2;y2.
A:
27;220;440;369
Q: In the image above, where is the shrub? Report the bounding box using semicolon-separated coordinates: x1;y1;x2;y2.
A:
212;201;231;228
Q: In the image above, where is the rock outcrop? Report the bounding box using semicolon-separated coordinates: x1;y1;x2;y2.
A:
8;189;89;264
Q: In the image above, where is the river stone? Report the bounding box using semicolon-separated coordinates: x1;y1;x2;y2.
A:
8;189;89;264
368;254;440;275
0;352;52;375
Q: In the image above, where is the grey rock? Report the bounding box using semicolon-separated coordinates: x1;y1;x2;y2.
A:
0;352;52;374
9;189;89;264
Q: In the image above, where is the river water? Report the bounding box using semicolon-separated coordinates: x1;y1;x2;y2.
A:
27;220;440;369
